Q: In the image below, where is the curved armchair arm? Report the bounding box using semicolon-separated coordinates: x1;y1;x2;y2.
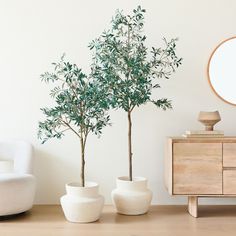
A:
13;141;34;174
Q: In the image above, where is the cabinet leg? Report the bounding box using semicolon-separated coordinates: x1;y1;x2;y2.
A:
188;196;198;218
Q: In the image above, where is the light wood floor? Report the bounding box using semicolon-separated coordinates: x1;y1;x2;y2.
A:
1;205;236;236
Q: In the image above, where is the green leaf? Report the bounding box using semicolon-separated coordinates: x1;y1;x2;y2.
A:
38;55;112;144
89;6;182;113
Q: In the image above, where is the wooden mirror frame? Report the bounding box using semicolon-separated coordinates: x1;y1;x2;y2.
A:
207;36;236;106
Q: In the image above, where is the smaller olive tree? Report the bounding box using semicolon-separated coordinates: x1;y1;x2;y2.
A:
89;6;182;181
38;55;110;187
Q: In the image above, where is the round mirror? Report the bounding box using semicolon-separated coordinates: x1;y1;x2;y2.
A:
208;37;236;106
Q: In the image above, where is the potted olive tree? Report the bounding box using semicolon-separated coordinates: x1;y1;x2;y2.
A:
89;6;182;215
38;55;110;223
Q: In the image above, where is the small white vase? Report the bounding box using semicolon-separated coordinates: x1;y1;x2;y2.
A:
60;181;104;223
111;176;152;215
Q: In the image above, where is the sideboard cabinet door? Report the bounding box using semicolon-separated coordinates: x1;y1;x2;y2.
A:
173;143;222;195
223;143;236;167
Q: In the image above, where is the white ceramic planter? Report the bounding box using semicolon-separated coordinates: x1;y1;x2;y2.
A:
111;176;152;215
60;181;104;223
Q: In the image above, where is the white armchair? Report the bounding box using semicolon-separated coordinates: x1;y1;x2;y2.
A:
0;141;36;216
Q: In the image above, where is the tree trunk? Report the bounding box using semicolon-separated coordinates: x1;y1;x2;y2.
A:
80;137;85;187
128;111;133;181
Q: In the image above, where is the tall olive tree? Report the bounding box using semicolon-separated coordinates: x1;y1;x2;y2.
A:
38;55;110;187
89;6;182;181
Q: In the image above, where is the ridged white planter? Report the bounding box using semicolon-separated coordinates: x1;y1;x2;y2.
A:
111;176;152;215
60;182;104;223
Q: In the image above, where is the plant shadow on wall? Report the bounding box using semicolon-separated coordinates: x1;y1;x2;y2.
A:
89;5;182;215
37;56;112;223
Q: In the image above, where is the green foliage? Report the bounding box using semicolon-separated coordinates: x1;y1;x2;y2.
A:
89;5;182;180
89;5;182;112
38;55;111;144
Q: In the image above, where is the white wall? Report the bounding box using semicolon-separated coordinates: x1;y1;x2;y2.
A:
0;0;236;205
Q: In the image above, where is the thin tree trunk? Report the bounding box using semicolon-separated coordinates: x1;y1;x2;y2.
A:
128;111;133;181
80;137;85;187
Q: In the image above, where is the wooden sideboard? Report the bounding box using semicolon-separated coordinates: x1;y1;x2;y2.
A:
165;136;236;217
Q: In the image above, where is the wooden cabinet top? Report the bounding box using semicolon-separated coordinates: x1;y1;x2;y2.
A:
168;136;236;143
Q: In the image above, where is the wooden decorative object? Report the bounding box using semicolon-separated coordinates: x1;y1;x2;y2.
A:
165;136;236;217
198;111;221;131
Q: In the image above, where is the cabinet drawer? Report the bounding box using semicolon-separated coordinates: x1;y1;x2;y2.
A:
223;170;236;194
173;143;222;194
223;143;236;167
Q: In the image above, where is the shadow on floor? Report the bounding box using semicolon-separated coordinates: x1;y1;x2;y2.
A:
0;211;31;222
199;205;236;218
